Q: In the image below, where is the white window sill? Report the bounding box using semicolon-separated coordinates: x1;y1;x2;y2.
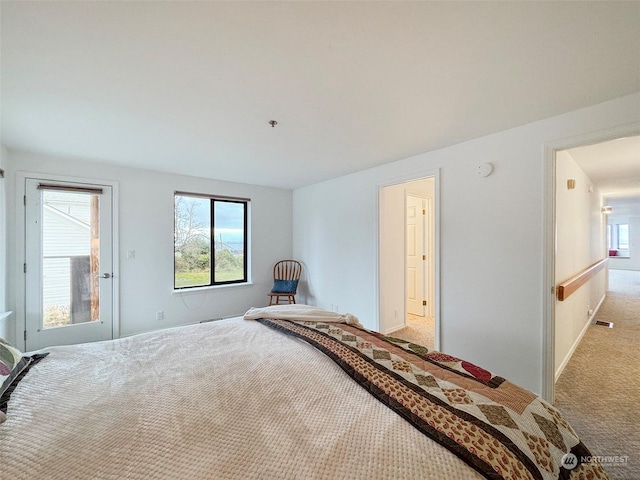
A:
172;282;253;296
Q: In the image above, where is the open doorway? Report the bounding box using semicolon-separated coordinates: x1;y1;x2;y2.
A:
550;133;640;479
379;177;436;350
544;128;639;402
551;134;640;390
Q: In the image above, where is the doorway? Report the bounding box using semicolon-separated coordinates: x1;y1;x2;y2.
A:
544;128;640;402
24;176;117;350
379;176;437;350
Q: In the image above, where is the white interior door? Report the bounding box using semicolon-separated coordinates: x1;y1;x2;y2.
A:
25;178;114;350
406;194;426;316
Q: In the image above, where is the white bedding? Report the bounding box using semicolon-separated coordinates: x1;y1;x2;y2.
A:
1;317;482;479
243;303;363;327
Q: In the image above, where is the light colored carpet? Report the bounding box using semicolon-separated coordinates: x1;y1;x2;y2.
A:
554;269;640;480
390;314;434;350
608;268;640;297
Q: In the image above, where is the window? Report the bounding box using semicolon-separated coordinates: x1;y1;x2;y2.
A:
174;192;248;289
617;224;629;250
607;223;629;253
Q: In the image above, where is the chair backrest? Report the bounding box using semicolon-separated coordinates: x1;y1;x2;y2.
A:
274;260;302;281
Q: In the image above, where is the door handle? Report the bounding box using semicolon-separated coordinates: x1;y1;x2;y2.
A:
99;273;112;279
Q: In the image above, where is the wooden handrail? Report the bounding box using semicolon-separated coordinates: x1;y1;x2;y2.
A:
556;258;608;301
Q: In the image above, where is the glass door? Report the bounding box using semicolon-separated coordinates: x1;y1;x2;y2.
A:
25;178;114;350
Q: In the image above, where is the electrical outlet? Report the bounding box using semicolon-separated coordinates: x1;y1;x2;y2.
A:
127;250;136;259
394;309;398;318
156;311;164;321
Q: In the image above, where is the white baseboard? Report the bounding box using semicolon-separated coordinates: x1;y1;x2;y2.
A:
384;322;406;335
555;293;606;382
200;313;245;323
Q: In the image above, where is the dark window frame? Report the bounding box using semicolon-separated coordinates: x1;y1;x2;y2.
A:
174;192;249;289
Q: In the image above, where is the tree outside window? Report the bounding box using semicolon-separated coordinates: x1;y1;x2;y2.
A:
174;194;248;288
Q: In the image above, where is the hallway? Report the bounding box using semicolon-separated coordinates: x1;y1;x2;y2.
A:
554;269;640;480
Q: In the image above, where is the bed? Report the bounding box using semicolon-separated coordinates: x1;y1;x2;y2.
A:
1;305;609;479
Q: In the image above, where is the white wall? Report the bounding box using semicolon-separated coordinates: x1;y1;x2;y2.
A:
6;151;292;347
0;145;9;342
554;150;606;380
379;183;406;333
293;92;640;395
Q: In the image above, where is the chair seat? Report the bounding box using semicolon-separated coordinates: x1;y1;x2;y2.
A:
268;289;297;295
268;291;297;305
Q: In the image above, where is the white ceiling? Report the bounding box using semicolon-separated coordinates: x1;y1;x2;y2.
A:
567;135;640;217
604;196;640;218
2;1;639;190
567;136;640;198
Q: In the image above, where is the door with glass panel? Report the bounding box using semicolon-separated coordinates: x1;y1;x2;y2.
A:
25;179;114;350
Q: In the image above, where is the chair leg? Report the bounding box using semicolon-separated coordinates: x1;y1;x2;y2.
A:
270;294;296;305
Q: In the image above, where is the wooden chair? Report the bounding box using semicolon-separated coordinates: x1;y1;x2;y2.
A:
268;260;303;306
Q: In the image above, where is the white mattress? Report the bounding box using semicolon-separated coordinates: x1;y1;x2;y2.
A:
1;317;482;479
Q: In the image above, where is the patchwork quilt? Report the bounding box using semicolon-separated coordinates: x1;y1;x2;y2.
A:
257;318;610;480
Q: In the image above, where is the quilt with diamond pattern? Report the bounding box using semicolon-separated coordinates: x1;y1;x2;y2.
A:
257;317;609;480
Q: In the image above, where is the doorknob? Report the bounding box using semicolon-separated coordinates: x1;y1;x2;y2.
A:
100;273;112;279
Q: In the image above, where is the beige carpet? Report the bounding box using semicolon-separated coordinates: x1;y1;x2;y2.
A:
390;313;434;350
554;269;640;480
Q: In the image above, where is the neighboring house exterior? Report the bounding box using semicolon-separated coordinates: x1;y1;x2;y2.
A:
42;194;93;325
